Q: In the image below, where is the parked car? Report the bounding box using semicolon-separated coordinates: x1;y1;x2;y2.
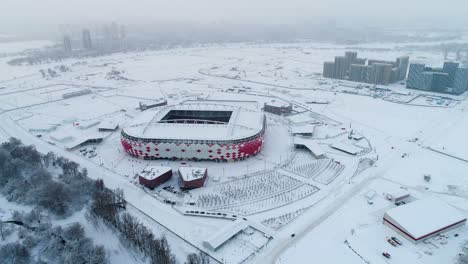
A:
391;236;403;245
387;238;397;247
382;252;391;259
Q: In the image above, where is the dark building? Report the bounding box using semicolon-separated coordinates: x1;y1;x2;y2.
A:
453;67;468;94
407;63;426;90
407;62;468;95
82;29;93;50
264;100;293;115
371;63;393;85
334;56;347;79
344;51;358;74
138;166;172;189
349;64;370;82
442;62;459;87
63;35;72;53
179;167;207;189
323;62;335;78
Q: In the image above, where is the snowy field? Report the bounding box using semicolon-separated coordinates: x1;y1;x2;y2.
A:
1;36;468;264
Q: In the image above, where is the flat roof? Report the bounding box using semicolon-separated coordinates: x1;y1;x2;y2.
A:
123;103;265;141
265;99;291;108
384;199;466;240
293;137;326;157
331;142;363;155
64;136;104;149
291;124;317;134
179;167;207;181
140;166;172;180
99;121;119;130
203;219;250;251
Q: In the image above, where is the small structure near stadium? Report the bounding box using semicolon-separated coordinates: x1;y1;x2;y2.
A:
383;199;466;243
263;99;292;115
138;166;172;189
203;219;273;251
121;103;266;161
179;167;207;189
293;136;326;158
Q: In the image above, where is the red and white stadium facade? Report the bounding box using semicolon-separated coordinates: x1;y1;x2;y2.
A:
121;103;266;161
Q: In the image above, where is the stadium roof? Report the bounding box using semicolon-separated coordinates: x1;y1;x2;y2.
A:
123;103;265;141
384;199;466;241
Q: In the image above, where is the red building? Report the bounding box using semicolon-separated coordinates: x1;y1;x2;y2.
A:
138;166;172;189
120;104;266;162
179;167;207;189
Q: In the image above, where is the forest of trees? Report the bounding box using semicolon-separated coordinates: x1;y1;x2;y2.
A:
0;138;209;264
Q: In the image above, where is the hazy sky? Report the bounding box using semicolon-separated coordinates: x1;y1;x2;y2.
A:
1;0;467;27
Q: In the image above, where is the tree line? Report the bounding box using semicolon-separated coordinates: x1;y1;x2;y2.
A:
0;138;210;264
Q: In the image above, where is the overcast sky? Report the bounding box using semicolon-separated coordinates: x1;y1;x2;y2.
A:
1;0;467;28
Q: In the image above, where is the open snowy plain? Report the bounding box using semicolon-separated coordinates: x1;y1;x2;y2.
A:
1;37;468;263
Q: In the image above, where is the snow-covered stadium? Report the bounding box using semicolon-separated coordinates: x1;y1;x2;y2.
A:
121;103;266;161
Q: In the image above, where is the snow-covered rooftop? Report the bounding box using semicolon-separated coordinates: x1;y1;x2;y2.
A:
203;219;250;251
123;103;265;141
293;136;326;157
384;199;466;240
179;167;206;182
331;141;363;155
99;121;119;130
291;124;318;135
265;99;291;108
139;166;172;180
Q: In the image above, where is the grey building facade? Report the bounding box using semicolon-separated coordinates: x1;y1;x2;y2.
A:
407;62;468;95
323;51;409;85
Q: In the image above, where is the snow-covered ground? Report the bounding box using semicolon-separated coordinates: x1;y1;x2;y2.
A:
1;35;468;264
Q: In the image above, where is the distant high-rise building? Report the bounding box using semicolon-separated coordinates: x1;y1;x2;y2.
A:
397;56;409;80
407;62;467;95
344;51;358;75
334;56;347;79
111;22;119;40
353;58;366;65
322;51;410;85
442;61;459;87
431;72;449;92
63;35;72;53
120;25;126;39
323;62;335;78
422;72;434;91
371;63;392;84
407;63;426;89
350;64;370;82
82;29;93;50
453;67;468;94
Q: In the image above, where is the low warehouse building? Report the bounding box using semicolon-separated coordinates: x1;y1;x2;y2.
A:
383;199;466;243
293;136;326;158
291;124;317;137
264;99;292;115
179;167;207;189
138;166;172;189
